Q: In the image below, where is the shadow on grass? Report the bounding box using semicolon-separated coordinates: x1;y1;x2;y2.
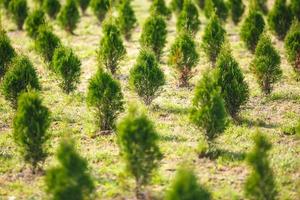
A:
238;117;279;129
159;134;188;142
151;104;190;115
201;148;246;162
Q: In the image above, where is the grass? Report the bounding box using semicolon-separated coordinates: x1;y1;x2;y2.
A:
0;0;300;199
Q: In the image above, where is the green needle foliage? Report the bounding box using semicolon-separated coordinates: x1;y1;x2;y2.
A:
216;44;249;119
198;0;205;10
227;0;245;25
249;0;268;15
87;68;124;131
201;13;226;66
25;9;46;39
46;139;95;200
291;0;300;21
117;0;137;40
8;0;28;30
268;0;293;40
190;70;227;148
1;55;40;107
244;132;277;200
140;14;167;61
35;26;61;62
284;20;300;77
0;30;16;78
251;34;282;95
129;49;165;105
77;0;90;14
58;0;80;34
97;20;126;75
165;167;211;200
13;91;50;172
43;0;61;19
90;0;110;23
150;0;171;19
176;0;200;35
240;10;265;53
204;0;228;21
51;46;81;93
168;32;199;87
117;106;162;199
170;0;184;14
2;0;11;10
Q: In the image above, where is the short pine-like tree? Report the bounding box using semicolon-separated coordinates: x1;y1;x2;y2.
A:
129;49;165;105
1;55;40;107
204;0;228;21
291;0;300;21
35;26;61;62
176;0;200;35
43;0;61;19
97;20;126;75
227;0;245;24
77;0;90;14
249;0;268;15
201;13;226;66
150;0;171;19
165;168;211;200
90;0;110;23
251;34;282;95
87;68;124;131
51;46;81;93
190;70;227;147
216;44;249;119
46;140;95;200
198;0;205;9
168;32;199;87
8;0;28;30
267;0;293;40
140;14;167;61
240;10;265;53
284;20;300;77
13;91;50;172
2;0;11;10
117;0;137;40
25;9;46;39
58;0;80;34
244;132;277;200
170;0;184;14
0;30;16;78
117;106;162;199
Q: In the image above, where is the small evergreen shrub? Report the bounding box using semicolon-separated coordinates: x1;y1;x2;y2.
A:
25;9;46;39
117;0;137;40
244;132;277;200
284;20;300;77
168;32;199;87
2;0;11;10
13;91;50;172
51;46;81;93
140;14;167;61
165;167;211;200
77;0;90;14
291;0;300;21
46;140;95;200
90;0;110;23
201;13;226;65
176;0;200;35
267;0;293;40
240;10;265;52
170;0;184;14
198;0;205;10
1;55;40;107
97;20;126;75
8;0;28;30
249;0;268;14
0;30;16;78
117;106;162;199
204;0;228;21
190;70;227;149
150;0;171;19
43;0;61;19
251;34;282;95
58;0;80;34
87;68;124;131
35;26;61;62
216;44;249;119
227;0;245;24
129;49;165;105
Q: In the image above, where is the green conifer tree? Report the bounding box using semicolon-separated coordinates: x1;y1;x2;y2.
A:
150;0;171;19
77;0;90;14
90;0;110;23
25;9;46;39
227;0;245;24
291;0;300;21
0;29;16;78
249;0;268;15
117;0;137;40
8;0;28;30
170;0;184;14
204;0;228;21
43;0;61;19
58;0;80;34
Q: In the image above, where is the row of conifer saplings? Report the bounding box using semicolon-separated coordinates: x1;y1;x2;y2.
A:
9;88;279;199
